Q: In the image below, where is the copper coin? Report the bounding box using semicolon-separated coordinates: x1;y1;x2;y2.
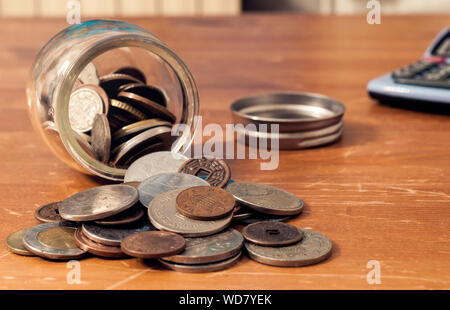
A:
35;202;63;223
74;228;124;258
118;83;167;107
94;203;145;226
242;222;303;246
121;231;185;259
99;73;142;97
178;158;231;188
117;91;175;123
176;186;235;220
114;67;146;84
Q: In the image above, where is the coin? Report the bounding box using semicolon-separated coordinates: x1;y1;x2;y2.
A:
114;67;146;84
123;181;141;188
6;229;36;256
81;220;154;246
91;114;111;162
94;203;145;226
119;142;168;167
112;119;171;145
158;252;241;273
69;85;105;132
162;229;243;264
117;91;175;123
58;184;138;221
111;99;147;121
137;173;209;208
74;228;124;258
111;126;175;166
148;189;232;237
35;201;63;223
121;231;186;259
232;205;254;221
22;222;87;260
176;186;236;220
242;222;303;246
118;84;167;107
99;73;141;97
178;158;231;188
78;62;99;85
124;151;188;183
225;182;303;216
245;229;332;267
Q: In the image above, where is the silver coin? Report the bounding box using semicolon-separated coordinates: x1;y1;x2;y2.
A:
81;220;154;246
69;85;104;132
245;229;332;267
158;252;241;273
138;172;209;208
162;229;243;264
225;182;303;216
91;114;111;162
124;151;188;183
78;62;99;85
22;222;87;260
111;126;175;166
59;184;138;221
148;189;232;237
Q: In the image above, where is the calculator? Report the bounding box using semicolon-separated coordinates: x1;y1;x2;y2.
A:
367;28;450;106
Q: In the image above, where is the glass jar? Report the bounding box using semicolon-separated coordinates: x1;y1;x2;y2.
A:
27;20;199;181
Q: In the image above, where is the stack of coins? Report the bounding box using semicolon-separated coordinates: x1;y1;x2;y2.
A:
69;63;176;168
6;152;333;272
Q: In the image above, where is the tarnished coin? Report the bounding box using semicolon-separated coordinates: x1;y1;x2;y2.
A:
121;231;185;259
94;203;145;226
117;91;175;123
35;201;63;223
232;204;254;221
245;229;332;267
162;229;243;264
178;158;231;188
226;182;303;216
111;99;147;121
91;114;111;162
22;222;87;260
6;229;36;256
118;83;167;107
124;151;188;183
112;119;171;145
78;62;99;85
69;85;105;132
176;186;235;220
111;126;175;167
158;252;241;273
74;228;124;258
148;189;232;237
82;220;154;246
138;173;209;208
242;222;303;246
58;184;138;221
99;73;141;97
114;67;146;84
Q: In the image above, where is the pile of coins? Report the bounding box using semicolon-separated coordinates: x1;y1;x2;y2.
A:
69;63;176;168
6;151;332;272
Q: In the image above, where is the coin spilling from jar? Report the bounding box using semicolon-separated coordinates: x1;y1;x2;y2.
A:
6;153;333;272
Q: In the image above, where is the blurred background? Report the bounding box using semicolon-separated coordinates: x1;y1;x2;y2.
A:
0;0;449;17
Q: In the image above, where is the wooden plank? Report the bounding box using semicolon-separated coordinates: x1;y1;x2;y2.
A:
161;0;198;16
202;0;240;15
0;0;35;17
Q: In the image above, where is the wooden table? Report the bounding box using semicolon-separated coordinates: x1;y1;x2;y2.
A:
0;15;449;290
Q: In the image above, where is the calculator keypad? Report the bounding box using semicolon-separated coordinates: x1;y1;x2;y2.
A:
392;59;450;88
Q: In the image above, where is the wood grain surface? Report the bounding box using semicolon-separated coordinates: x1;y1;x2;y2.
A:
0;15;449;290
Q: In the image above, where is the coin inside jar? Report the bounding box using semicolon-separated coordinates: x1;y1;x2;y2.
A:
245;229;332;267
74;228;124;258
225;182;303;216
176;186;235;220
6;229;36;256
34;201;63;223
69;84;106;133
91;113;111;162
113;67;146;84
242;222;303;246
22;222;87;260
121;231;186;259
58;184;138;221
178;157;231;188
